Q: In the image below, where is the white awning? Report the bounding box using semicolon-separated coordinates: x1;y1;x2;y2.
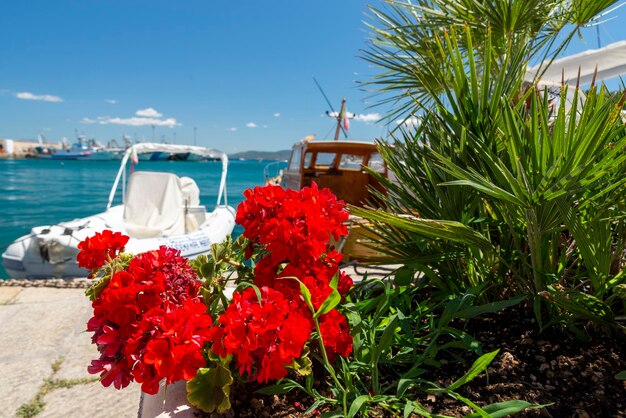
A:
526;40;626;86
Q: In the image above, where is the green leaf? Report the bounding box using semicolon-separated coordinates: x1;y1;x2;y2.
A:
397;378;415;398
451;392;489;418
404;400;434;418
329;272;339;290
447;350;499;391
254;380;303;395
351;208;493;253
85;275;111;301
614;284;626;299
347;395;371;418
394;266;415;286
373;315;398;360
199;260;215;279
210;242;226;261
315;289;341;318
234;282;263;306
455;295;526;319
305;399;330;415
465;400;549;418
615;371;626;380
288;345;313;376
278;276;316;314
541;287;614;325
298;280;315;314
186;365;233;414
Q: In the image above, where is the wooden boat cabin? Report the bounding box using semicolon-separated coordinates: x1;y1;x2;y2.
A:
281;140;387;207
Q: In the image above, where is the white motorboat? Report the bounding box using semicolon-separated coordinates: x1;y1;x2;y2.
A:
2;143;236;279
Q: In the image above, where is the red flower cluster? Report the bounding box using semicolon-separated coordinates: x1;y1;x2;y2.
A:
85;243;212;394
209;287;312;383
236;183;349;266
211;183;354;382
77;230;129;272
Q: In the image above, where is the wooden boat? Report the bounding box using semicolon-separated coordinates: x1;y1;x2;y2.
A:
278;98;388;260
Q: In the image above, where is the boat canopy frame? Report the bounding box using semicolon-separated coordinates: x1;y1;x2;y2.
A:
106;143;229;210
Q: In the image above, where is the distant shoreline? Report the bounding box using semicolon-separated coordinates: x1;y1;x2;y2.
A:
0;150;292;161
230;149;291;161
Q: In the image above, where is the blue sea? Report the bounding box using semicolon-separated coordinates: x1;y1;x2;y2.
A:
0;158;274;278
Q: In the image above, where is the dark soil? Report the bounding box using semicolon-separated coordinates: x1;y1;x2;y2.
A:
430;305;626;418
200;305;626;418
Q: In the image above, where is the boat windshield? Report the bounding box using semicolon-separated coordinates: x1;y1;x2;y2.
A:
368;152;385;173
312;152;335;167
338;154;364;170
288;147;302;171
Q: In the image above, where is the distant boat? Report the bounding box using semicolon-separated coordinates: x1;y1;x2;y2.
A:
135;142;195;161
138;150;169;161
34;135;123;160
2;143;236;278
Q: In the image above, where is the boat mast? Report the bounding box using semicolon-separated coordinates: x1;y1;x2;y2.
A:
313;77;349;140
334;98;346;141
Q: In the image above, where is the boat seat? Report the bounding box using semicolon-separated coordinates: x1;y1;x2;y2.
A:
180;176;200;206
124;171;187;239
180;176;203;232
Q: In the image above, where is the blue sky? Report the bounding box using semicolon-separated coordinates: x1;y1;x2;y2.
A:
1;1;625;153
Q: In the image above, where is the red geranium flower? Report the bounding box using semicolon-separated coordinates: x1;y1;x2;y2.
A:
318;309;353;361
77;230;129;272
209;286;312;383
87;181;356;396
86;245;212;394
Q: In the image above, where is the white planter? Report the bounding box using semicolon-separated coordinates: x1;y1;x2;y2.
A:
138;380;196;418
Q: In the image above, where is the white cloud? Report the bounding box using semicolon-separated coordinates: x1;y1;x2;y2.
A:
396;116;421;129
82;116;178;127
273;112;281;117
83;107;178;127
228;127;238;132
15;91;63;103
105;99;118;104
246;122;258;128
136;107;162;118
325;111;380;125
354;113;380;124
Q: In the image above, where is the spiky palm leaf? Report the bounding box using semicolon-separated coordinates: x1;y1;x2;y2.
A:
362;0;622;123
360;3;626;325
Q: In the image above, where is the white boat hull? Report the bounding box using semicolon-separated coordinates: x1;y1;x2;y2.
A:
2;205;236;279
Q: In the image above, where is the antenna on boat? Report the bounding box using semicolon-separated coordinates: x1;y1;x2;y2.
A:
313;77;348;140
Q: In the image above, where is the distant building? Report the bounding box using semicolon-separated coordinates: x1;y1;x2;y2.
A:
0;138;60;158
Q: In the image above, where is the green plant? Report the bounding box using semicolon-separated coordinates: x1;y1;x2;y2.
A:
16;358;97;418
258;272;535;416
362;0;620;121
357;1;626;331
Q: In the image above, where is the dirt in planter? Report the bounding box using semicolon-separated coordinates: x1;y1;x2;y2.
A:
199;304;626;418
427;305;626;418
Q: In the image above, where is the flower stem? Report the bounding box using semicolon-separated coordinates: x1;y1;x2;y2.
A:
313;318;348;416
